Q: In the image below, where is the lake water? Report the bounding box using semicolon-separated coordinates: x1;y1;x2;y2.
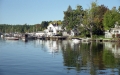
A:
0;38;120;75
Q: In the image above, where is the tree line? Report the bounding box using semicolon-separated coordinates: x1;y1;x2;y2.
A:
0;20;62;33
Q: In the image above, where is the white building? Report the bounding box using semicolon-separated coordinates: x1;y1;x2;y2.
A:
35;31;45;38
105;24;120;38
71;28;79;36
45;23;63;37
62;31;70;36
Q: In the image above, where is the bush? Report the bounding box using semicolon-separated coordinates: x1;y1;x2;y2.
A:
112;34;115;38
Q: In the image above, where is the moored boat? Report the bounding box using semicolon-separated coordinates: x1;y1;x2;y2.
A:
21;34;28;41
21;37;26;41
72;38;81;43
5;37;19;40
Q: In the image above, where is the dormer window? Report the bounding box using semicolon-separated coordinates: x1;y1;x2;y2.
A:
49;27;53;32
49;27;52;30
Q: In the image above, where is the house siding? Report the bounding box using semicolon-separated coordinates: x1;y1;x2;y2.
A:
105;27;120;38
45;23;63;37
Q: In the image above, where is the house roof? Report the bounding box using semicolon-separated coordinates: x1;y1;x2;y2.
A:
47;23;63;30
71;28;79;33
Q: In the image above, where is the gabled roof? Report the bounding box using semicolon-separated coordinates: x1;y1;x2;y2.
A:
47;23;62;30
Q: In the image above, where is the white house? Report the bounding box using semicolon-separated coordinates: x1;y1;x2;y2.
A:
70;24;84;36
105;24;120;38
62;31;70;36
71;28;79;36
45;23;63;37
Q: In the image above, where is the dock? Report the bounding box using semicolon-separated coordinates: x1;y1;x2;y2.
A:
76;38;119;43
45;36;68;40
91;38;118;42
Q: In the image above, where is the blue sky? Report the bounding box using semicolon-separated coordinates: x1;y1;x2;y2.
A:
0;0;120;25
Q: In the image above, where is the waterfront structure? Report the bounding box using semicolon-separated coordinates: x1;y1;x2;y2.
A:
105;23;120;38
35;23;80;39
4;33;19;40
34;23;67;40
21;33;36;40
44;23;63;37
35;31;45;39
71;28;79;36
62;31;70;36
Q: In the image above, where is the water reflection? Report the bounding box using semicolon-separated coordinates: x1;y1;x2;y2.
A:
66;41;120;75
103;42;120;75
2;38;120;75
35;40;120;75
35;40;62;54
104;42;120;58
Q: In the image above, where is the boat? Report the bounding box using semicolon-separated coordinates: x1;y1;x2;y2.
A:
5;36;19;40
21;34;28;41
4;26;19;40
21;37;26;41
72;38;81;43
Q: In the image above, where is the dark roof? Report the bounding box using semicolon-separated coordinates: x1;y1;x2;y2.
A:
71;28;78;33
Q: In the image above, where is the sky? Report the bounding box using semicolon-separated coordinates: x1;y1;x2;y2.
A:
0;0;120;25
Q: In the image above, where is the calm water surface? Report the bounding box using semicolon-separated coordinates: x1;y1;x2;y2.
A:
0;38;120;75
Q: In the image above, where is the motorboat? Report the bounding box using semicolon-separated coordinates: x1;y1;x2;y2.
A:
72;38;81;43
5;36;19;40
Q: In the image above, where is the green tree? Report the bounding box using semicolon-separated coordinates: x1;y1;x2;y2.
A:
93;5;108;35
63;5;84;32
82;1;97;38
83;1;108;38
41;21;49;30
63;5;73;30
103;7;120;30
67;5;72;12
118;6;120;12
